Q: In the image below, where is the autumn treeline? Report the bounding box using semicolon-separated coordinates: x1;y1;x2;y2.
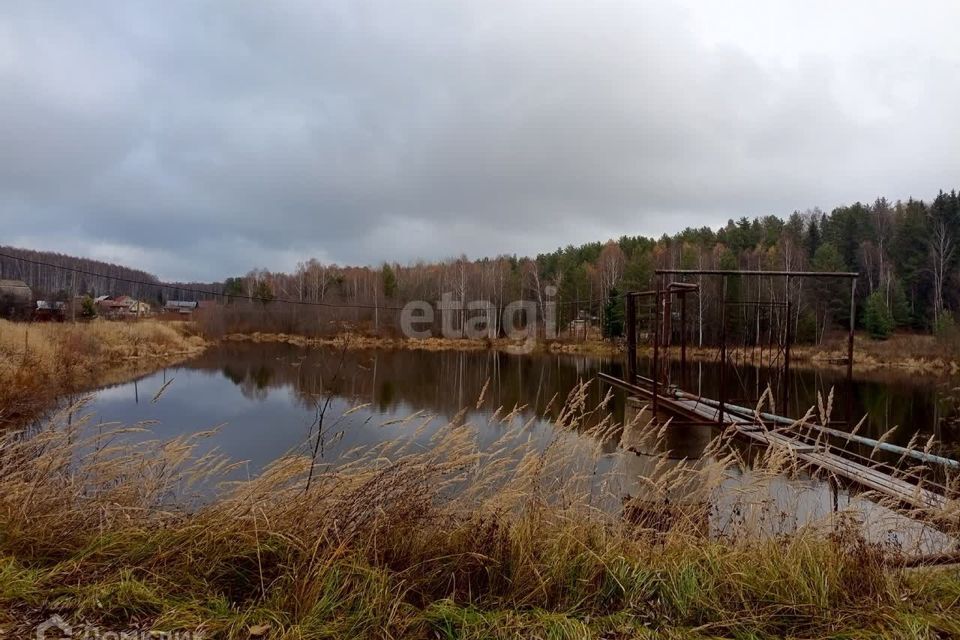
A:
0;246;221;304
5;190;960;343
211;191;959;343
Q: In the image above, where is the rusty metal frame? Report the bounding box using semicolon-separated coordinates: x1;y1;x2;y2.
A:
624;269;858;426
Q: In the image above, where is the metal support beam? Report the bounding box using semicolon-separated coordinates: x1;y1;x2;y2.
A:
784;296;792;415
679;290;687;389
848;277;856;382
656;269;859;278
625;292;637;385
847;276;857;427
663;285;672;349
718;275;727;426
652;280;661;418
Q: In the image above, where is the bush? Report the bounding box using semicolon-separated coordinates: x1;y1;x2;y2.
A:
80;295;97;318
935;312;957;338
934;313;960;356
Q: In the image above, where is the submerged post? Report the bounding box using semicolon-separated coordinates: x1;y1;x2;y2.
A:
784;305;791;415
652;285;660;419
718;275;727;426
625;293;637;384
847;276;857;427
680;289;687;389
847;277;856;382
663;283;672;349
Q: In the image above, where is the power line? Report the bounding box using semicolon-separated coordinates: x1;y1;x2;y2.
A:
0;250;607;311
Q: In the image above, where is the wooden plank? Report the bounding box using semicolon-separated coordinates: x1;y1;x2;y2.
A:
600;373;949;513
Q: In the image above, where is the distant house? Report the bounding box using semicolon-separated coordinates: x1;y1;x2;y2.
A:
164;300;198;315
34;300;67;322
113;295;152;317
0;279;32;320
94;296;128;319
128;300;152;316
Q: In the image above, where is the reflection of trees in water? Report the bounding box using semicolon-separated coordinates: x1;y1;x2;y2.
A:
839;374;959;449
648;357;960;447
378;380;395;412
186;344;623;445
221;366;245;386
183;343;960;453
220;362;275;401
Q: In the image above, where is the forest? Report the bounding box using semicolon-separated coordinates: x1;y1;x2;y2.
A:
0;246;222;305
211;189;960;343
4;190;959;343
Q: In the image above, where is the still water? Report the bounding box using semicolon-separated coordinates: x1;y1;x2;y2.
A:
70;343;960;548
83;343;960;459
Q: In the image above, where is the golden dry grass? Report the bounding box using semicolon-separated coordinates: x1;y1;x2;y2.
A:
0;383;958;639
0;319;207;427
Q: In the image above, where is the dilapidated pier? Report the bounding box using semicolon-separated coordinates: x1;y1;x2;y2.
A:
603;269;958;525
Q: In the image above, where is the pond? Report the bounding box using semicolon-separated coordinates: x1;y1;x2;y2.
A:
64;343;960;549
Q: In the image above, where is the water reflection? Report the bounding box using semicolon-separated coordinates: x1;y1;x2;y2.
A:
79;343;960;478
189;343;627;448
80;344;622;485
75;343;959;550
643;357;960;448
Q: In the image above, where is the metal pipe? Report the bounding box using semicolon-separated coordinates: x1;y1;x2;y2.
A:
656;269;859;278
625;292;637;384
723;300;790;307
673;390;960;469
600;369;960;471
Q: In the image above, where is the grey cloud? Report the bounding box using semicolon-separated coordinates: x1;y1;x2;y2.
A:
1;1;959;280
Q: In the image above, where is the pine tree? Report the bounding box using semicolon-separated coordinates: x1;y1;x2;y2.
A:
381;263;398;298
889;279;911;327
864;290;894;339
80;295;97;318
602;286;624;339
806;216;821;260
223;277;245;303
252;280;274;306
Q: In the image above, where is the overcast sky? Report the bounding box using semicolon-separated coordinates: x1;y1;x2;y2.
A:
2;1;959;281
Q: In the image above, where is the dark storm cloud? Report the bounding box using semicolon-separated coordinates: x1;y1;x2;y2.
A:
1;1;959;280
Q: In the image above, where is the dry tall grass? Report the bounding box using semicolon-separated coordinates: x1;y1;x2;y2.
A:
0;319;207;427
1;383;958;639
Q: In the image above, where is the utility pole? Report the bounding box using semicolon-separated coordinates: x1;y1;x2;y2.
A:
71;270;77;322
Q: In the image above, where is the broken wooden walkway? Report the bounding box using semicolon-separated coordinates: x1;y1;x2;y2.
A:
599;372;952;518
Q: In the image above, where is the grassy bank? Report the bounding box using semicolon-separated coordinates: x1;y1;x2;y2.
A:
221;329;960;373
221;330;622;358
1;390;958;639
0;319;207;428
